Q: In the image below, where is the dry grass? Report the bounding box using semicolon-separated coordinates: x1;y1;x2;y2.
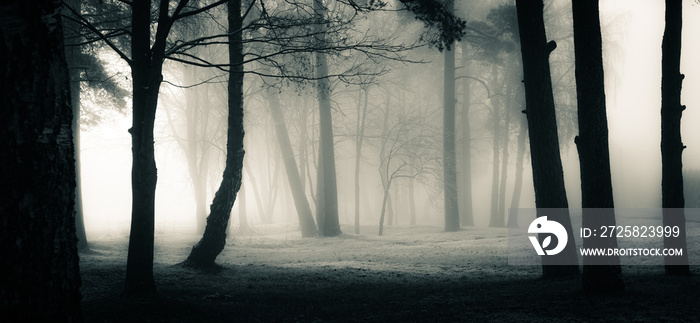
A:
80;224;699;322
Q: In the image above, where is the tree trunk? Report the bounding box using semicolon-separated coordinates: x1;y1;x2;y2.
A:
268;89;318;237
124;0;166;298
185;0;245;268
237;183;250;234
183;66;208;235
0;1;82;319
313;0;341;237
497;85;511;227
409;177;417;226
660;0;690;275
489;64;502;228
387;191;394;226
571;0;624;293
378;188;391;236
507;114;527;228
459;41;474;226
443;0;460;232
515;0;579;278
355;87;369;234
63;0;89;251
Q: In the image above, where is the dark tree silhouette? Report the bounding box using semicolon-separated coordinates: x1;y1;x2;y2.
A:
0;0;82;319
571;0;624;293
660;0;690;275
185;0;245;268
442;0;460;232
515;0;579;278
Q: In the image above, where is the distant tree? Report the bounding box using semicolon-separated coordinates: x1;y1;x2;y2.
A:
660;0;690;275
0;0;82;319
441;0;460;232
515;0;579;278
267;88;318;237
355;86;370;234
571;0;624;293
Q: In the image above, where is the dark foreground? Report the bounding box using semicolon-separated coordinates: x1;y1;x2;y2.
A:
80;225;698;322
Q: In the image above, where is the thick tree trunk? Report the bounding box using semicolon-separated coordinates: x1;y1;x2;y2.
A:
443;0;460;232
313;0;341;237
571;0;624;293
64;0;89;251
515;0;579;278
268;90;318;237
378;188;391;236
660;0;690;275
124;0;165;298
185;0;245;268
0;1;82;319
459;41;474;226
507;115;527;228
355;87;369;234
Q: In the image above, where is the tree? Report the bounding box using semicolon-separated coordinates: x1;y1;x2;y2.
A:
185;0;245;268
354;86;370;234
0;0;82;319
442;0;460;231
660;0;690;275
267;88;318;237
515;0;579;278
571;0;624;293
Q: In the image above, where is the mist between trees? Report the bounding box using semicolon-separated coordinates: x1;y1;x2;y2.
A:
3;0;700;320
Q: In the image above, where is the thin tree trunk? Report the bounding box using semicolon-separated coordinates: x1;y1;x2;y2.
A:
387;191;394;226
515;0;579;278
1;0;82;318
184;66;208;235
355;87;369;234
443;0;460;232
313;0;341;236
489;64;502;227
244;163;266;224
660;0;690;275
459;41;474;226
268;89;318;237
378;187;391;236
185;0;245;268
409;177;417;226
507;114;527;228
237;183;250;234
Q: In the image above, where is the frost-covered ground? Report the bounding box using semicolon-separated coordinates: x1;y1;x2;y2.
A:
80;224;699;322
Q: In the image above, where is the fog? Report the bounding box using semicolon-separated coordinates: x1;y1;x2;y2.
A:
78;0;700;237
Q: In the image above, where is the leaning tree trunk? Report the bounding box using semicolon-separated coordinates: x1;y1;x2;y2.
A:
571;0;624;293
515;0;579;278
0;1;82;320
185;0;245;268
459;41;474;226
660;0;690;275
443;0;460;232
268;89;318;237
313;0;341;237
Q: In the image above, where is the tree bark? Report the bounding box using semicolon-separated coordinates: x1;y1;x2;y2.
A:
443;0;460;232
515;0;579;278
63;0;89;251
268;89;318;237
0;0;82;319
185;0;245;268
124;0;168;298
660;0;690;275
313;0;341;237
571;0;624;293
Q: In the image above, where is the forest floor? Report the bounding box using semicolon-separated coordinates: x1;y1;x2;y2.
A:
80;224;699;322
